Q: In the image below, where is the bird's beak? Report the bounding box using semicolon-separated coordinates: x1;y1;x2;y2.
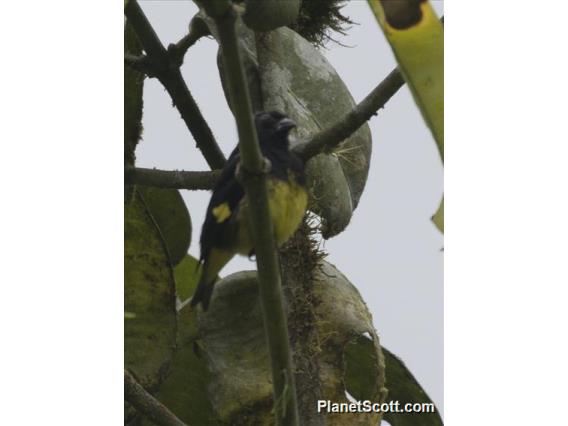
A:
277;117;296;132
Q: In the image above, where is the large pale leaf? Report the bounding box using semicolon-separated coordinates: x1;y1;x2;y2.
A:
382;347;443;426
368;0;443;159
193;262;386;425
124;189;177;421
196;271;271;424
138;187;192;266
197;11;372;238
313;261;387;426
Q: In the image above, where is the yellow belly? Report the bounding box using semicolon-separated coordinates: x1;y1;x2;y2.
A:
268;178;308;246
235;178;308;254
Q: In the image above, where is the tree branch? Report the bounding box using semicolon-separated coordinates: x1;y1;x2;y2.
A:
124;53;154;75
196;2;300;425
125;167;219;191
124;0;226;170
255;31;324;425
294;66;404;161
124;15;209;76
124;370;188;426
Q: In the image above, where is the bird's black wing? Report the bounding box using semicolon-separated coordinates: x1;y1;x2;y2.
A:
199;147;245;263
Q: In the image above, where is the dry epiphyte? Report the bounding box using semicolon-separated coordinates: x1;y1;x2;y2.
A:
235;0;354;47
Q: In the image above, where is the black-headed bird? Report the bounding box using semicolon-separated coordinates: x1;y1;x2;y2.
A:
190;111;308;310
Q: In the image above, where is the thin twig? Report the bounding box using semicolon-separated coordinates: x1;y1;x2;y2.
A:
173;14;211;55
196;1;300;425
124;0;226;170
294;66;404;161
124;370;188;426
125;167;219;191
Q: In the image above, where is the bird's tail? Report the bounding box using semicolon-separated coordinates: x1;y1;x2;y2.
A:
190;276;215;311
190;248;232;311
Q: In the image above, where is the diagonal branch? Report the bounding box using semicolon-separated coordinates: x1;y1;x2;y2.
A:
124;370;188;426
124;0;226;170
125;167;219;191
294;66;404;161
196;1;300;425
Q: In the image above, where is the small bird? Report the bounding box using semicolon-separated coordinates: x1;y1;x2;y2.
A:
190;111;308;310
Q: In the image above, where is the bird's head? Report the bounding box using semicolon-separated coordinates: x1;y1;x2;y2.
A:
254;111;296;146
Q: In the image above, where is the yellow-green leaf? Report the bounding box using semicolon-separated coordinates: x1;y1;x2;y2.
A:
368;0;443;160
124;189;177;392
138;187;192;267
174;254;201;305
432;197;443;233
174;254;204;345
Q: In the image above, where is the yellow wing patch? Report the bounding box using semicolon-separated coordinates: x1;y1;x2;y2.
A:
212;202;232;223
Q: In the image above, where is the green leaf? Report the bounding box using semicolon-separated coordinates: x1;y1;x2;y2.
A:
138;187;192;266
368;0;443;160
343;334;381;402
140;255;219;426
124;189;177;392
141;338;218;426
382;347;443;426
431;197;443;233
173;254;207;345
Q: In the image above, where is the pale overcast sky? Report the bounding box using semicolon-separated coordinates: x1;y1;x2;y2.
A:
136;0;444;419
